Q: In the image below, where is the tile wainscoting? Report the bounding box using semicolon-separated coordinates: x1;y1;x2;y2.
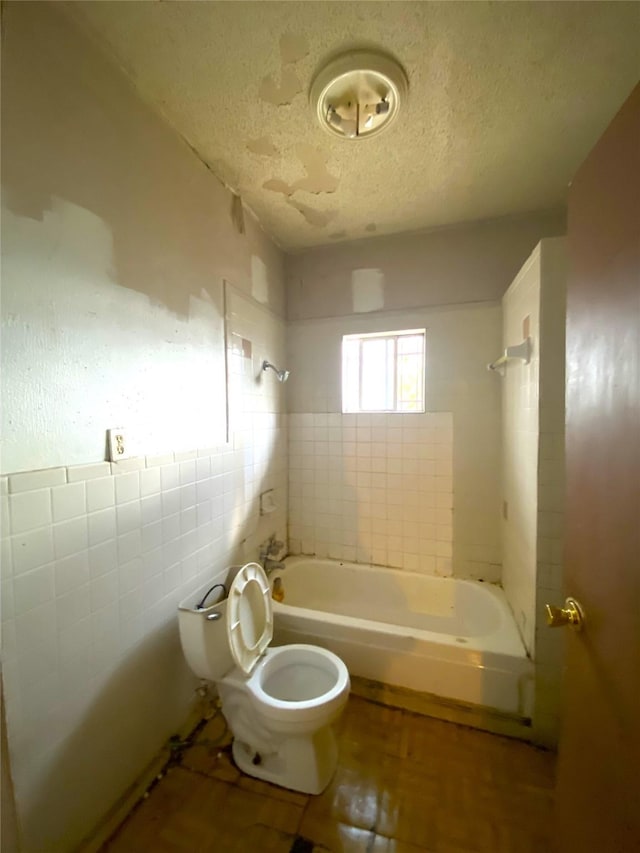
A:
0;427;287;850
288;412;454;575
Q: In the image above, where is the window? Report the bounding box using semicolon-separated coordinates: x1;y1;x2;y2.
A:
342;329;425;413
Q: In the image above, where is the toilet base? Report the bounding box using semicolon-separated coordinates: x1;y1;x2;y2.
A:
231;725;338;795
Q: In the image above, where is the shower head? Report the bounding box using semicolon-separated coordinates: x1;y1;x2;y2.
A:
262;360;290;383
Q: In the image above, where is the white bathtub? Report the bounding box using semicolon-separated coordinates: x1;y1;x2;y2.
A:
272;557;533;718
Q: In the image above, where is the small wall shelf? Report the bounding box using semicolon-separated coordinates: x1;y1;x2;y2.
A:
259;489;277;515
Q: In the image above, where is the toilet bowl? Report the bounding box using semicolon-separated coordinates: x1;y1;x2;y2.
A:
178;562;350;794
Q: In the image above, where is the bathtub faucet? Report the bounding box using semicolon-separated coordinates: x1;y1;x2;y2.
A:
264;558;286;576
259;534;285;575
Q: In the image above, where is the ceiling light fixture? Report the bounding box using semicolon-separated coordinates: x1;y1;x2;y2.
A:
310;50;408;140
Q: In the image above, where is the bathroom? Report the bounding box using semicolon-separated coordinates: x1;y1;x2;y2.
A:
1;2;638;851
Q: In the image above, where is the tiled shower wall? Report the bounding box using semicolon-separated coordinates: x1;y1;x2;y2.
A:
502;250;542;653
0;289;287;851
289;413;453;573
286;303;503;581
501;238;567;746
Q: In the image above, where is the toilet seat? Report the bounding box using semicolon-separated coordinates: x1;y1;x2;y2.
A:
227;562;273;675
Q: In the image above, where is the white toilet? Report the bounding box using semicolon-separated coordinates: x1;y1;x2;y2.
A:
178;562;350;795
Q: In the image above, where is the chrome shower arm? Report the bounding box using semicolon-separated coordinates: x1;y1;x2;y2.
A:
262;360;290;382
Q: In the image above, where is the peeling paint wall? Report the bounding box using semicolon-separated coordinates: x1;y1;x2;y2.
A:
351;268;385;313
0;4;286;851
1;3;285;474
286;210;566;320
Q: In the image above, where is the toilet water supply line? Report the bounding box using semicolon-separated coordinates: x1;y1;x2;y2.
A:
195;582;227;613
141;687;229;803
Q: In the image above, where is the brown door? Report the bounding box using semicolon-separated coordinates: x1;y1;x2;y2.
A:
556;84;640;852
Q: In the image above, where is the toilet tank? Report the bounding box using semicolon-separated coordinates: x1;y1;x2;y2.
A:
178;596;234;681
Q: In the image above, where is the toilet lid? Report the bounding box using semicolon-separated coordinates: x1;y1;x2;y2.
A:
226;562;273;675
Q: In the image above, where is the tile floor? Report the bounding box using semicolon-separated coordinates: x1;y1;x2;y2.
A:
102;697;556;853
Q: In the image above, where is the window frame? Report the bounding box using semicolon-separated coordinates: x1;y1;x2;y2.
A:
341;328;426;414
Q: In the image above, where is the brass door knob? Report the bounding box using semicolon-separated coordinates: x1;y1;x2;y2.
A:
545;597;585;631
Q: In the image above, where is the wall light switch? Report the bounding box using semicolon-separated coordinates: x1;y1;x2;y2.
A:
107;428;129;462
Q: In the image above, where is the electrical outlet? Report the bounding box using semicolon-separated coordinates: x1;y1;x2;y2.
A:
107;428;128;462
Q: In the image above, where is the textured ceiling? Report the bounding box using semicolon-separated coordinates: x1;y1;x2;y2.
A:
67;1;639;251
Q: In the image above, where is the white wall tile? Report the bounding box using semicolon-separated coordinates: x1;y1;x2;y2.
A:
15;600;57;656
86;477;115;512
499;239;567;744
56;584;91;629
118;558;143;596
1;580;15;622
13;564;55;615
9;468;66;493
119;611;146;654
67;462;111;482
88;508;117;547
117;531;142;564
90;571;118;612
140;494;162;526
1;538;13;582
55;553;90;596
116;501;142;536
145;452;174;468
119;586;145;624
160;464;180;491
11;528;55;575
139;467;161;497
115;471;140;504
110;457;145;474
179;460;196;485
502;246;541;654
88;540;118;579
288;411;453;573
162;489;181;518
52;482;86;522
1;494;9;540
90;602;118;647
9;489;52;533
141;521;163;554
53;517;89;560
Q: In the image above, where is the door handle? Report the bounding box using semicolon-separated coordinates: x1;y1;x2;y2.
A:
545;597;585;631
